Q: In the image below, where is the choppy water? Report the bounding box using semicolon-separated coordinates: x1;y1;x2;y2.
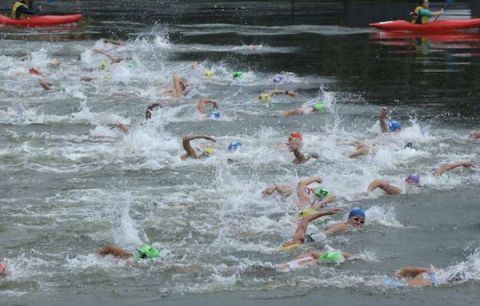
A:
1;1;480;305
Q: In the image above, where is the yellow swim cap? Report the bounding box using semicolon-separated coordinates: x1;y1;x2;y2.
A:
203;147;216;155
100;61;110;70
258;93;271;103
280;243;301;252
299;208;318;219
205;70;214;78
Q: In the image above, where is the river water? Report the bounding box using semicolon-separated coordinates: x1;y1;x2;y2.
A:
0;1;479;305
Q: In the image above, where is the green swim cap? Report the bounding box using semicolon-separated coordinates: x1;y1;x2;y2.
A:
137;245;161;259
313;102;326;112
299;208;318;219
314;188;331;199
319;251;345;263
258;93;271;103
233;71;243;78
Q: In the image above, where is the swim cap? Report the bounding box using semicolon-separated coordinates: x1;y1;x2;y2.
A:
319;251;345;263
348;207;365;219
273;75;284;83
28;67;42;76
404;142;414;149
299;208;318;219
405;175;420;184
100;61;110;70
288;132;303;142
203;146;216;155
205;70;214;78
0;263;7;274
209;111;221;119
137;245;160;259
389;120;401;132
314;188;331;199
233;71;242;78
228;141;242;152
313;102;326;112
258;93;271;103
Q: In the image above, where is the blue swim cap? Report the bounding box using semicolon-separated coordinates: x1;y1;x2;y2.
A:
348;207;365;219
209;111;221;119
228;141;242;152
273;75;284;83
389;120;401;132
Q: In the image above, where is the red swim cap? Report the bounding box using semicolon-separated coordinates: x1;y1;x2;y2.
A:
29;67;42;76
288;132;303;142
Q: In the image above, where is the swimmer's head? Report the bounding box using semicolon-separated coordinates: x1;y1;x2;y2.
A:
205;70;214;78
404;142;414;149
288;132;303;143
299;208;318;219
228;141;242;152
233;71;243;79
258;93;271;103
273;75;284;83
28;67;42;76
348;207;366;226
137;245;160;259
313;102;326;112
209;111;221;120
202;146;216;156
314;188;331;199
405;175;420;185
319;251;345;264
389;120;401;132
100;61;110;70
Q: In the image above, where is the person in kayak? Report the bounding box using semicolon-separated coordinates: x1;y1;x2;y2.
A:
411;0;444;24
11;0;42;20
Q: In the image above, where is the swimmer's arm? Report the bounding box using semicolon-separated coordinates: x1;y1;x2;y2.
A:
380;107;389;134
267;89;298;97
293;208;342;242
181;133;216;160
283;108;304;117
297;176;323;205
311;195;336;210
103;39;126;46
349;145;369;158
197;99;218;113
111;123;129;134
395;266;432;278
39;80;52;91
292;149;307;165
367;179;402;195
98;245;133;259
146;103;163;119
434;160;475;176
297;251;322;260
262;184;293;197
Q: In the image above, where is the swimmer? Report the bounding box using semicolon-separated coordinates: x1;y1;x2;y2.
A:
434;160;475;176
98;244;161;261
385;266;467;287
469;131;480;139
92;49;132;64
283;101;326;117
145;103;163;120
277;250;356;270
228;141;242;152
297;176;336;208
258;89;298;103
262;184;294;198
92;123;129;141
110;123;129;134
281;208;342;249
197;99;219;119
181;133;216;160
286;132;319;164
163;75;191;97
322;207;366;237
380;107;401;133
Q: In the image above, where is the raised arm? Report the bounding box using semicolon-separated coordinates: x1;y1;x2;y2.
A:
434;160;475;176
197;99;218;114
380;107;389;134
297;176;323;205
181;133;216;160
367;179;402;195
292;208;342;243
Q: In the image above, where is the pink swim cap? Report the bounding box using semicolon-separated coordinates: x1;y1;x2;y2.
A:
0;263;7;273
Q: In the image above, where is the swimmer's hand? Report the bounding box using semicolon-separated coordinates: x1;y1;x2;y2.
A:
324;207;343;215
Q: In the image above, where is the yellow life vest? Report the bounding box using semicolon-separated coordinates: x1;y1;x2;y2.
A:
11;1;29;19
413;6;430;24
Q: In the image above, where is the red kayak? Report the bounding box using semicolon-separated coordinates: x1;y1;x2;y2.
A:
369;19;480;33
0;14;81;27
